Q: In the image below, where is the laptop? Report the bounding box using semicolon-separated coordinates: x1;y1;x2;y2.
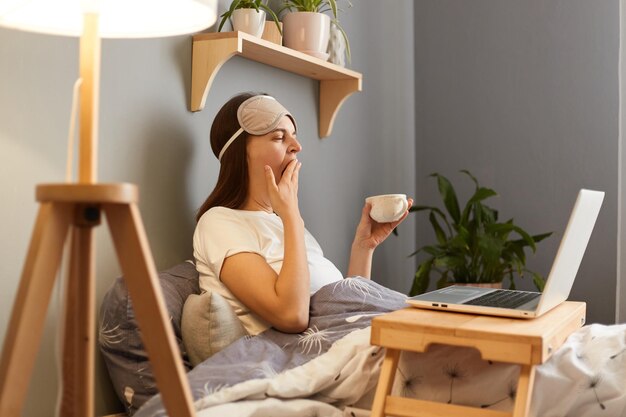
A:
406;189;604;319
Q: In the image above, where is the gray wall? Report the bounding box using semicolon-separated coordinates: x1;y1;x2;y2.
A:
616;0;626;323
414;0;620;324
0;1;415;415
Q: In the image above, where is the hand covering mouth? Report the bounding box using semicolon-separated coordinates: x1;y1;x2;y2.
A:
281;159;297;176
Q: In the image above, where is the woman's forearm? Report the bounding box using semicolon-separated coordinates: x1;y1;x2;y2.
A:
347;242;374;279
274;213;310;330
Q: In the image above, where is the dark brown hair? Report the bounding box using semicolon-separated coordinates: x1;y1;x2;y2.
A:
195;92;267;222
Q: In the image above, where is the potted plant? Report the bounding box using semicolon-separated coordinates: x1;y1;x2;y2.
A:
279;0;351;63
218;0;282;38
408;170;552;296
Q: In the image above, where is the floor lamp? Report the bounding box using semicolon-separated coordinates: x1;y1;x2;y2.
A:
0;1;216;416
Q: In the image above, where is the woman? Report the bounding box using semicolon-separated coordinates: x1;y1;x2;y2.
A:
193;92;412;335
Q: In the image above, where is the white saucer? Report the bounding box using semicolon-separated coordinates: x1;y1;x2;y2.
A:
301;50;330;61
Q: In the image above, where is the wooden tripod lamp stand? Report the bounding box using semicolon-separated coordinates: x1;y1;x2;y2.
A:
0;1;217;416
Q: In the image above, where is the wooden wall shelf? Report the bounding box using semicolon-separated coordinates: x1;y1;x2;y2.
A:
190;31;363;138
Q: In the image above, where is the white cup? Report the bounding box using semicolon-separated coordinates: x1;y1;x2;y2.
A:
366;194;409;223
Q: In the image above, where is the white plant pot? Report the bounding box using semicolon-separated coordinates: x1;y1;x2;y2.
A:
232;8;266;37
282;12;330;60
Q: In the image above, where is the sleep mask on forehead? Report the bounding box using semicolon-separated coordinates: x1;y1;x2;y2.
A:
217;95;297;162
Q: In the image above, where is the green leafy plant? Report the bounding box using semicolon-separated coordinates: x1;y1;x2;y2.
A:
408;170;552;296
279;0;352;62
218;0;283;35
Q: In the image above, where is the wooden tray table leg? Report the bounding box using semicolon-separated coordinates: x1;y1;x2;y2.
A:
513;364;536;417
371;348;401;417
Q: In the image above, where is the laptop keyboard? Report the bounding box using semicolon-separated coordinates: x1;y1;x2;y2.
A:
463;289;541;309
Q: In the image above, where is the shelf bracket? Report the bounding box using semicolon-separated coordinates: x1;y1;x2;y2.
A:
319;78;362;138
190;36;242;112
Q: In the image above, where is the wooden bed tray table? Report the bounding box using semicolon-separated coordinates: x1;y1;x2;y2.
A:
370;301;586;417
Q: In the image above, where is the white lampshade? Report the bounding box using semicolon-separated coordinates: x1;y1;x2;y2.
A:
0;0;217;38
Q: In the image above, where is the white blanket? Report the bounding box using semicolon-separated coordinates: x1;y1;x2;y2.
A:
192;324;626;417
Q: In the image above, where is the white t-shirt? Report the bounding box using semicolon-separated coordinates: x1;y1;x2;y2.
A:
193;206;343;335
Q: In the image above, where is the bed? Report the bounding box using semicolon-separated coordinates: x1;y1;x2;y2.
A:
99;261;626;417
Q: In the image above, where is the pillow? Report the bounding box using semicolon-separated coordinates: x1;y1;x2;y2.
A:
181;291;248;366
98;261;200;415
